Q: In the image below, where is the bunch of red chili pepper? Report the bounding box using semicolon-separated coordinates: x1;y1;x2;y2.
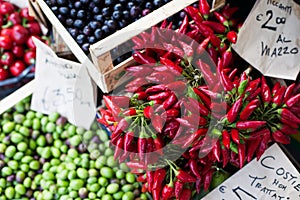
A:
0;1;48;81
98;1;300;199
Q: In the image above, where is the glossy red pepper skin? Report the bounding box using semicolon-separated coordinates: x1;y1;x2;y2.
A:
160;57;183;75
178;15;189;34
148;91;171;101
277;123;299;135
143;106;154;119
179;188;192;200
212;140;221;162
283;83;295;103
0;35;13;50
226;97;243;123
285;93;300;108
176;169;196;183
20;8;35;21
0;67;8;81
193;87;211;108
1;51;14;66
126;161;146;170
238;142;246;168
9;60;25;76
202;21;226;33
138;137;147;160
133;52;156;64
12;24;29;45
161;183;174;200
272;86;286;107
256;131;271;160
24;50;36;65
163;43;185;59
196;59;216;86
272;82;281;96
261;76;272;106
203;169;213;191
114;136;124;160
222;48;233;68
213;11;229;26
239;99;259;121
236;121;266;130
207;44;218;65
12;45;24;58
188;97;210;116
153;168;166;189
246;137;262;162
226;30;238;44
197;22;214;38
231;129;240;144
272;130;290;144
209;33;221;49
220;69;234;92
245;78;261;95
222;130;230;149
146;171;154;192
0;2;15;15
278;108;300;124
152;115;164;133
184;6;203;26
122;108;137;116
166;81;186;94
174;180;184;199
4;12;21;27
221;146;230;167
124;131;135;153
197;36;210;55
153;134;164;155
103;95;121;119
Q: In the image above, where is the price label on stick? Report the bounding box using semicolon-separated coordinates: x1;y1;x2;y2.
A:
232;0;300;80
201;143;300;200
31;38;96;130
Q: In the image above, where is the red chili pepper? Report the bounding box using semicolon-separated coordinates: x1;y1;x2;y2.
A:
228;68;238;81
126;161;146;170
161;182;174;200
175;169;197;183
226;97;243;123
148;91;171;101
152;187;161;200
26;36;39;50
207;44;218;65
220;69;234;92
114;118;129;135
0;35;13;50
103;95;121;119
122;108;137;116
279;116;298;129
202;21;226;33
272;130;290;144
178;40;194;57
9;60;26;77
283;83;296;103
152;115;164;133
197;36;210;55
278;108;300;124
132;36;144;48
231;129;240;144
20;7;35;21
272;86;286;108
188;97;210;116
209;33;221;49
277;123;299;135
256;131;271;160
212;140;221;162
245;78;261;95
25;21;41;35
198;87;222;100
272;82;281;96
133;91;148;100
162;108;179;118
193;87;211;108
160;57;183;75
178;15;189;34
166;81;187;94
147;71;177;84
213;11;229;26
11;24;29;45
239;99;259;121
184;6;203;26
133;52;156;64
124;131;135;153
238;142;246;168
204;169;213;191
114;136;124;160
188;159;201;179
261;76;272;106
199;0;210;19
153;168;166;189
153;134;164;155
197;22;214;38
11;45;24;58
221;130;230;149
210;102;227;113
2;12;21;28
226;30;237;44
196;59;217;86
221;146;230;167
235;121;267;131
137;174;147;183
146;171;154;192
138;136;147;160
246;137;262;162
285;93;300;108
247;87;261;101
143;106;154;119
222;47;233;68
172;181;183;199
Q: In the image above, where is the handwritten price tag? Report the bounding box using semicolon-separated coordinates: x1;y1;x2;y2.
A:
232;0;300;80
31;38;96;130
202;143;300;200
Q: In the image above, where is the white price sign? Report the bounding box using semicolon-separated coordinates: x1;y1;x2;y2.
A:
232;0;300;80
202;144;300;200
31;38;96;130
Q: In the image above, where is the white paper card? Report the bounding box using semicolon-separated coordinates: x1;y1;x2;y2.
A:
202;143;300;200
8;0;28;8
31;38;96;130
232;0;300;80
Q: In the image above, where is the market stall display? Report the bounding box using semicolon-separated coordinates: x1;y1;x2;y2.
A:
0;1;48;98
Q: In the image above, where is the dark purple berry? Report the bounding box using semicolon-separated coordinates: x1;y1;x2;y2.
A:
94;29;103;39
94;14;104;22
123;10;130;19
130;6;141;18
77;10;86;19
93;7;100;14
65;18;74;27
74;1;82;8
113;3;122;11
74;19;84;28
83;26;93;36
88;36;96;44
58;7;69;15
142;9;150;16
82;43;90;52
102;7;111;17
112;11;122;20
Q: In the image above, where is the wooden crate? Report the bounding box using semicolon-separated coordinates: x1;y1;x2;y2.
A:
34;0;225;93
